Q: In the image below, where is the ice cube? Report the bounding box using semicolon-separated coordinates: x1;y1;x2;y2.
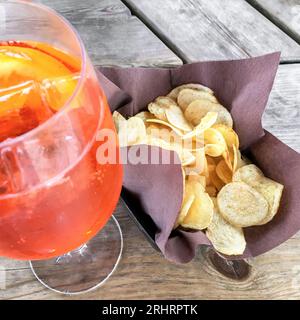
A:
41;73;80;112
0;81;54;142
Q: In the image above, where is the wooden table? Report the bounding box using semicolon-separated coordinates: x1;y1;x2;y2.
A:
0;0;299;300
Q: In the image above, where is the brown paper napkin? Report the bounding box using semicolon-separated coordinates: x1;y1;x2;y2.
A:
96;53;300;263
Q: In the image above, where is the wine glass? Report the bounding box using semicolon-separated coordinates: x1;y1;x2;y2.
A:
0;0;123;294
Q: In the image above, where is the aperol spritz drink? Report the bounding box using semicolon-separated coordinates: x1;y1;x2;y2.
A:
0;39;122;261
0;0;124;296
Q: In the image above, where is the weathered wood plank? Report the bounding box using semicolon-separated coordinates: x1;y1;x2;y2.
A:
263;64;300;152
124;0;300;62
248;0;300;43
38;0;182;67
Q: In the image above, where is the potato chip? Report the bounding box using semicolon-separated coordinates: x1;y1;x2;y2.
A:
139;136;195;166
177;88;218;111
235;149;249;170
231;145;238;172
233;164;284;225
208;162;216;174
213;124;239;149
146;119;184;137
187;174;206;188
222;145;239;172
187;178;206;193
134;111;154;122
171;143;196;166
207;163;216;180
185;148;206;175
206;201;246;255
156;96;178;108
205;175;211;186
216;159;232;184
146;123;164;135
209;169;225;191
184;100;233;127
112;111;126;132
254;180;283;225
205;144;225;157
202;156;209;178
142;139;189;165
148;96;177;121
162;139;195;166
198;175;207;189
146;123;180;145
181;137;204;151
146;124;177;145
176;193;195;228
176;178;197;226
205;156;225;191
204;128;227;149
217;182;269;227
118;117;146;146
206;185;217;197
182;112;218;140
222;149;233;171
146;122;162;131
233;163;263;181
181;182;214;230
206;156;216;166
138;136;168;148
165;104;193;132
167;83;214;101
148;102;167;121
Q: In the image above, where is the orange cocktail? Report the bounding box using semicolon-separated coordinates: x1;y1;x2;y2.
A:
0;40;122;260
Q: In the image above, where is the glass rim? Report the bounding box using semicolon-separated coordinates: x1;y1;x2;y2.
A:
0;0;87;149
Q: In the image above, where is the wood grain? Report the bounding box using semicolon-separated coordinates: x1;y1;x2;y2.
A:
38;0;182;67
248;0;300;43
263;64;300;152
124;0;300;62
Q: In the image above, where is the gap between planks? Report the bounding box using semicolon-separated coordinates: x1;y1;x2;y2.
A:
246;0;300;46
120;0;188;63
122;0;300;65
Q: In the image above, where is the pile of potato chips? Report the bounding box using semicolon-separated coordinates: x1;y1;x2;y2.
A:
113;83;284;256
